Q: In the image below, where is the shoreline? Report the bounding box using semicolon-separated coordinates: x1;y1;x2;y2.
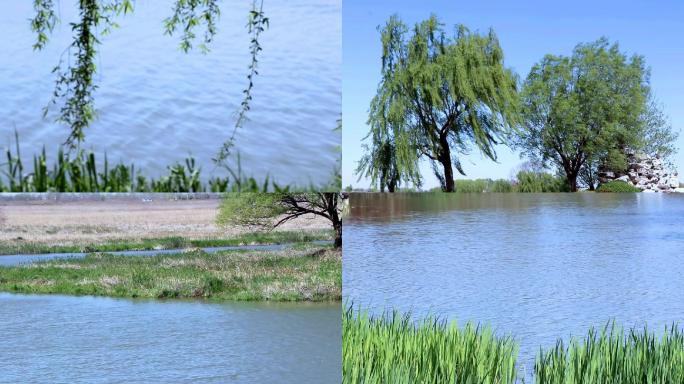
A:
0;243;341;302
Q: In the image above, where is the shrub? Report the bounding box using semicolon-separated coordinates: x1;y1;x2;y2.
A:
516;171;568;192
596;180;641;193
454;178;515;193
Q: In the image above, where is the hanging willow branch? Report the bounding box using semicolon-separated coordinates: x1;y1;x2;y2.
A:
214;0;268;165
30;0;57;50
164;0;221;53
32;0;266;155
32;0;133;148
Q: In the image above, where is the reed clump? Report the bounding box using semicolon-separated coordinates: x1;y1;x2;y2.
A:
342;307;519;384
1;132;328;192
535;322;684;383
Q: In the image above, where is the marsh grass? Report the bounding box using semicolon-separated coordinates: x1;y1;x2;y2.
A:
343;307;519;384
535;322;684;383
0;245;341;301
0;230;333;256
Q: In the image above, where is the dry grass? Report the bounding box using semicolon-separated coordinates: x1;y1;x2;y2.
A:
0;199;329;249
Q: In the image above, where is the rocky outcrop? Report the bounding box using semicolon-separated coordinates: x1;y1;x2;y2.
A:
598;153;679;193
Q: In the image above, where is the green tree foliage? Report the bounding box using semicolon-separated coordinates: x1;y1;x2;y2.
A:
217;193;344;248
30;0;267;156
517;38;677;191
356;136;405;192
358;15;519;192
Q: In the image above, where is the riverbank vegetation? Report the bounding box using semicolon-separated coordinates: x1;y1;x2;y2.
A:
0;230;332;256
343;308;684;383
535;323;684;383
0;243;341;301
357;16;679;193
0;133;337;192
426;171;569;193
343;308;519;384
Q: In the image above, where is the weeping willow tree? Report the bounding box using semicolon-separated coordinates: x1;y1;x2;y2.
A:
30;0;267;156
358;15;519;192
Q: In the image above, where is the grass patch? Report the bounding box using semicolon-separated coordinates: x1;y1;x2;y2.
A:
596;180;642;193
343;307;518;384
427;172;569;193
0;245;341;302
535;322;684;383
0;230;332;256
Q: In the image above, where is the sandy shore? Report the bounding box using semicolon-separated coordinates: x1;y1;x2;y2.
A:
0;198;328;247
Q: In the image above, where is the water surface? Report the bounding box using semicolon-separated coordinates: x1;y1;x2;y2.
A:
343;193;684;376
0;0;340;185
0;293;340;383
0;240;332;266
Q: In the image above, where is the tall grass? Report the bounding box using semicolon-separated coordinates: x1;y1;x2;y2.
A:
515;171;568;193
449;178;516;193
343;307;519;384
0;132;317;192
427;172;567;193
535;322;684;383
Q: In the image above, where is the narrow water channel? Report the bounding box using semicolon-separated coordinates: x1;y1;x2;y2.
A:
0;241;332;267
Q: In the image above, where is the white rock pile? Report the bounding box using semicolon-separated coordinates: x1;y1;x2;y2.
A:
598;153;680;193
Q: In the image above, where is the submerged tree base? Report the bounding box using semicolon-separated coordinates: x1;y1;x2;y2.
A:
0;244;341;302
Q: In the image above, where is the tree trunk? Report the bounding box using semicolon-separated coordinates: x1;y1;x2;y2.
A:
567;171;578;192
387;180;396;193
333;219;342;248
440;150;455;192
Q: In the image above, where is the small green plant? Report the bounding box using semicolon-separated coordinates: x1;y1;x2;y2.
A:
343;307;519;384
596;180;641;193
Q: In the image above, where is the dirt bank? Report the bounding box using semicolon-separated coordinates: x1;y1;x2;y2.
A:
0;198;329;247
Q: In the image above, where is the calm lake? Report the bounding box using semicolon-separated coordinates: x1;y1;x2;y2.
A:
344;193;684;375
0;0;340;186
0;293;340;383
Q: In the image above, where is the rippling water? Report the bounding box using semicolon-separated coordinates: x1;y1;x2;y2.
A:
344;193;684;375
0;0;340;185
0;293;341;383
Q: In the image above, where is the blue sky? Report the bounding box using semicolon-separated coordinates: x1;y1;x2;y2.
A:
343;0;684;189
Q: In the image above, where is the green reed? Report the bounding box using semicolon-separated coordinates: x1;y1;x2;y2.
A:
343;307;519;384
1;132;309;192
535;322;684;384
